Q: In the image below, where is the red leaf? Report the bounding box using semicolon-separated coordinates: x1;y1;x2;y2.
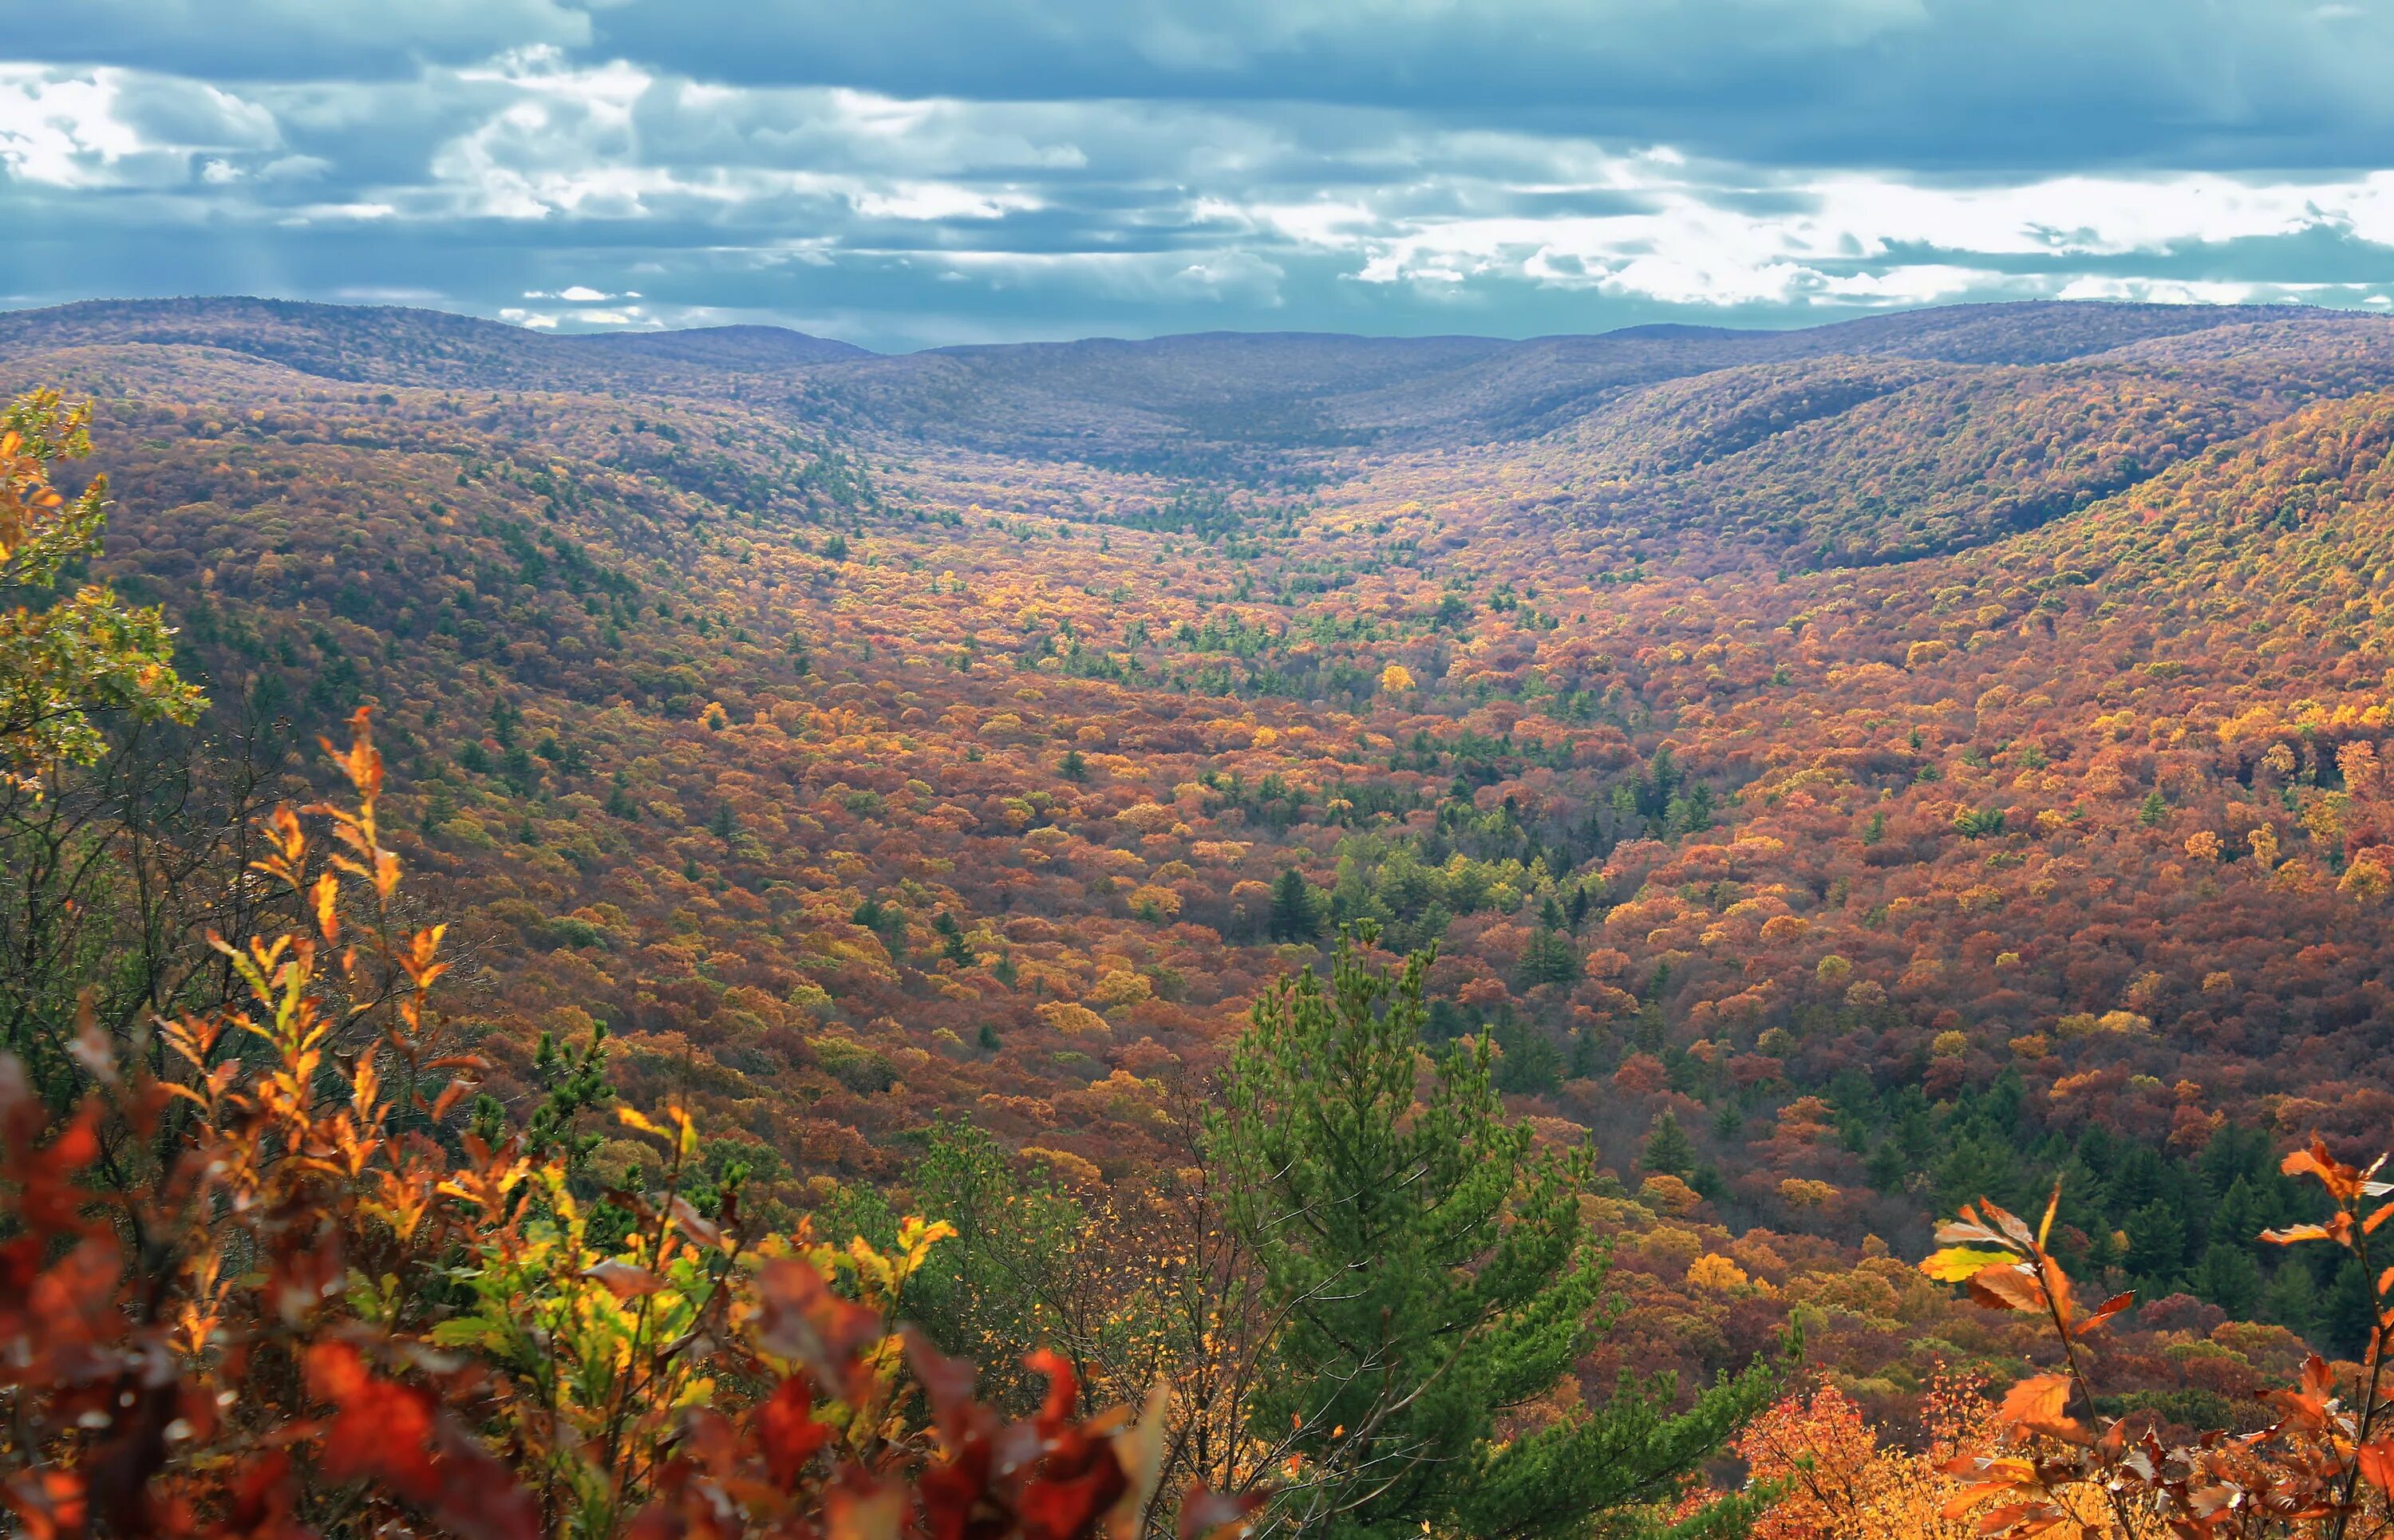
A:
2284;1137;2367;1203
1995;1374;2082;1442
2076;1291;2135;1337
2259;1354;2339;1430
304;1341;536;1540
907;1329;990;1446
753;1376;835;1491
1017;1459;1128;1540
1028;1348;1080;1436
219;1452;310;1540
2;1471;86;1540
756;1258;883;1394
1966;1263;2048;1314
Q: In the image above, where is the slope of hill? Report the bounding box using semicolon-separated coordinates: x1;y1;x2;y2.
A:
10;293;2394;1416
578;323;875;369
0;297;867;398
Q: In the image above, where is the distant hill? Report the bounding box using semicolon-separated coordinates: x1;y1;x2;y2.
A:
1;295;2351;451
802;299;2368;467
4;292;2388;552
0;298;867;396
574;324;875;369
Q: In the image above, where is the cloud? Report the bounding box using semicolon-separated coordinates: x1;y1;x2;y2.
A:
8;4;2394;349
0;65;278;188
8;0;591;79
583;0;2394;172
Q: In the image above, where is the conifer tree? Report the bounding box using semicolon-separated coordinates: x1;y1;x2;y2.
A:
1643;1108;1697;1179
1212;930;1777;1540
1515;926;1584;988
1269;867;1321;942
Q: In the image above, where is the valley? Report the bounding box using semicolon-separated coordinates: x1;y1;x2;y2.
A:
11;293;2394;1455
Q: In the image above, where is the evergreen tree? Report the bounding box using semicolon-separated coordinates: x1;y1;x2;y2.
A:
1212;932;1776;1540
1515;926;1584;989
2192;1240;2263;1318
2327;1257;2376;1357
1865;1139;1907;1192
2125;1198;2189;1287
1642;1108;1697;1179
934;909;974;966
2262;1259;2322;1338
1269;867;1321;942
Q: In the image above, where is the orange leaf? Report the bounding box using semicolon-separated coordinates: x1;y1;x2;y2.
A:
2359;1438;2394;1492
2284;1136;2368;1203
1996;1373;2074;1433
1968;1263;2049;1314
313;871;341;943
2076;1291;2135;1337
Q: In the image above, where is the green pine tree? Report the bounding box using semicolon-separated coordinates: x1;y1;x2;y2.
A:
2124;1198;2189;1288
1642;1108;1697;1179
2192;1240;2263;1317
2262;1259;2322;1338
1269;867;1321;942
1515;926;1584;989
1212;932;1779;1540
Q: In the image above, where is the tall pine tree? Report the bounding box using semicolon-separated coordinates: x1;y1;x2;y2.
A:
1211;930;1779;1540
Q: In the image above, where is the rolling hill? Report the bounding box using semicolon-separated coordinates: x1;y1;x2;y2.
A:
8;291;2394;1416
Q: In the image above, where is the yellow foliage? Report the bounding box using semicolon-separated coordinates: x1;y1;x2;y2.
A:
1687;1254;1752;1291
1127;883;1183;918
1018;1145;1104;1187
2339;858;2391;904
1036;1001;1112;1037
1084;968;1155;1010
1640;1174;1704;1215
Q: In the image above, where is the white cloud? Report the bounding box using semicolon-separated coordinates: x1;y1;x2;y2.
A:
14;41;2394;341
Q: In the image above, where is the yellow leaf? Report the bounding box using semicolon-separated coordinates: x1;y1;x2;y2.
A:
616;1105;666;1136
1921;1246;2017;1281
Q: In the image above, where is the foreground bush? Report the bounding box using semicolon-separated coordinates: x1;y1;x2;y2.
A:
1922;1145;2394;1538
0;709;1252;1540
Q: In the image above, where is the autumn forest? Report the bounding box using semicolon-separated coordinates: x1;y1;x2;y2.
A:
15;295;2394;1538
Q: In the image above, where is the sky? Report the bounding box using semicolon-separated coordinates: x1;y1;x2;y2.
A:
6;1;2394;352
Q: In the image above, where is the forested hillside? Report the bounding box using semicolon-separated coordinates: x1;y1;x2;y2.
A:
16;295;2394;1538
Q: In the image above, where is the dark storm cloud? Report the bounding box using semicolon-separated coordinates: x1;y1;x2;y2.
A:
4;1;2394;349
